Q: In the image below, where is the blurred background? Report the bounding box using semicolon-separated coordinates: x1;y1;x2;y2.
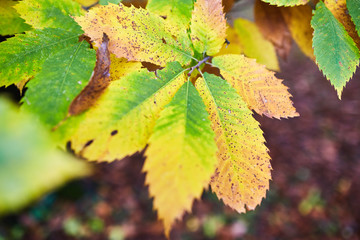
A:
1;0;360;239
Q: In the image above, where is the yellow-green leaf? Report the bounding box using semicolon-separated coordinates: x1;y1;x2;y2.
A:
212;54;298;119
0;28;83;88
233;18;279;71
75;3;193;67
0;98;90;215
14;0;83;32
195;73;271;213
146;0;194;32
21;41;96;128
109;54;143;81
0;0;31;35
190;0;227;56
144;80;217;235
261;0;309;7
66;62;187;161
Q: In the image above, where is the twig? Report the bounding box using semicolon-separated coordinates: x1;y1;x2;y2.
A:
187;56;211;76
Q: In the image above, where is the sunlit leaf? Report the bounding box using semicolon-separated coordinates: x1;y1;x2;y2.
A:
190;0;227;56
14;0;83;32
66;62;187;161
74;3;193;67
213;54;298;119
144;81;217;235
0;28;83;88
195;73;271;212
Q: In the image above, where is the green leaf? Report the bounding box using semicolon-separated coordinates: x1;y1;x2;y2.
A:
99;0;122;5
260;0;309;7
65;62;187;161
195;72;271;213
312;1;360;98
348;0;360;36
0;28;82;87
21;41;96;128
144;80;217;235
0;0;31;35
0;98;90;215
14;0;83;32
147;0;194;29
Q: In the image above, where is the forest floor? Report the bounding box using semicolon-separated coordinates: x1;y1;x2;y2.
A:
1;43;360;240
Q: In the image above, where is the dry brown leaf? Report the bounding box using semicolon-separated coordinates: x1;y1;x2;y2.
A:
69;33;111;115
254;0;292;59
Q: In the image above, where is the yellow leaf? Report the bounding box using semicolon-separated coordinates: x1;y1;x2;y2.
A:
254;0;292;59
110;55;142;81
74;3;193;67
234;18;279;71
281;5;315;61
216;25;244;56
212;54;299;119
67;62;187;161
190;0;227;56
195;73;271;213
75;0;98;7
324;0;360;48
144;81;217;235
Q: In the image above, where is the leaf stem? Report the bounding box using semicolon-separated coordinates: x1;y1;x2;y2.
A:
187;56;211;76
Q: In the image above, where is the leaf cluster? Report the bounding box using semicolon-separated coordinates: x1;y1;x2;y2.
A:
0;0;302;236
258;0;360;99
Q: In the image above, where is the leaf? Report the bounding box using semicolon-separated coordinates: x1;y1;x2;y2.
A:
0;28;83;88
75;0;99;7
0;0;31;36
146;0;194;30
144;80;217;235
74;3;193;67
325;0;360;48
212;54;298;119
348;0;360;36
69;34;111;116
66;62;187;161
190;0;227;56
0;98;90;215
21;41;96;128
311;1;360;99
195;73;271;213
280;5;315;61
233;18;279;71
99;0;122;5
14;0;83;33
254;0;292;59
109;55;143;81
260;0;309;7
216;25;244;56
